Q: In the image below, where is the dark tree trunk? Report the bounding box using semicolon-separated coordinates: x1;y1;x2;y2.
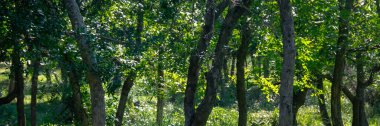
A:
184;0;216;125
316;77;331;126
115;73;135;126
156;47;164;126
190;1;251;125
331;0;353;125
0;65;17;105
350;53;368;126
63;0;105;125
13;42;25;126
236;19;251;126
115;0;144;125
63;54;89;126
183;1;229;124
277;0;296;125
292;89;308;126
30;57;41;126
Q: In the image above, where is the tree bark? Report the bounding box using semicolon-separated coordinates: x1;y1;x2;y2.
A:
11;40;25;126
316;77;331;126
184;0;216;125
190;1;251;125
63;0;105;125
331;0;353;125
30;57;40;126
115;0;143;125
292;89;308;126
62;53;89;126
115;73;135;126
156;47;164;126
236;19;251;126
277;0;296;125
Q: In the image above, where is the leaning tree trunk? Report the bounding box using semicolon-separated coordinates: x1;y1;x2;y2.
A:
183;1;229;124
277;0;296;125
236;19;252;126
115;0;144;125
30;56;41;126
63;0;105;125
190;1;251;125
316;77;331;126
184;0;216;125
331;0;353;125
156;47;164;126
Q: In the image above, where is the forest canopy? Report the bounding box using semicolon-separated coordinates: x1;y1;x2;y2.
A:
0;0;380;126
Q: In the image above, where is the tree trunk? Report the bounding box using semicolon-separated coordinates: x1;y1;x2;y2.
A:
277;0;296;125
184;0;216;125
236;19;251;126
115;73;135;126
316;77;331;126
351;53;368;126
63;0;105;125
331;0;353;125
292;89;308;126
156;47;164;126
115;0;143;125
13;41;25;126
184;2;214;125
31;57;41;126
190;1;251;125
63;54;89;126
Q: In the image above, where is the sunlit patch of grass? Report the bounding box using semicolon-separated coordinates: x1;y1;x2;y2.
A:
369;116;380;126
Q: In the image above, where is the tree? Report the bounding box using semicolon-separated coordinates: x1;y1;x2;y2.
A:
236;18;252;126
342;52;380;126
63;0;105;125
184;0;229;125
30;51;40;126
276;0;296;125
115;1;144;125
331;0;353;125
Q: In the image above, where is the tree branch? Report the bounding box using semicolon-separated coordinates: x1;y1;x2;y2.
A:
348;44;380;53
215;0;230;18
0;89;17;105
365;65;380;86
341;85;356;103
